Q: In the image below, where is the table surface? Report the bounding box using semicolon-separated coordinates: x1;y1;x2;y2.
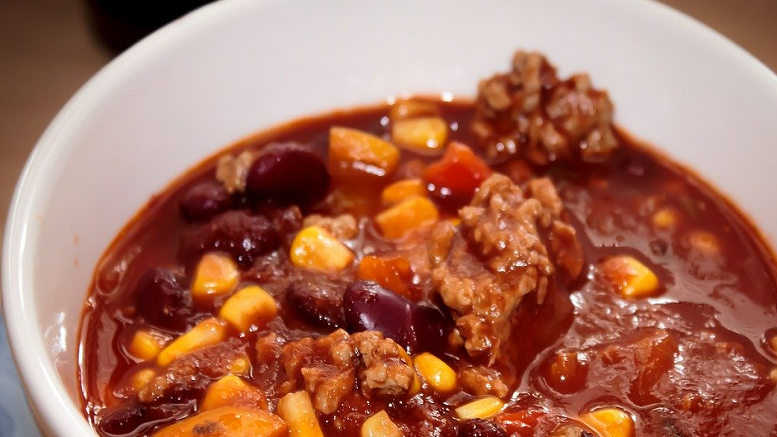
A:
0;1;775;436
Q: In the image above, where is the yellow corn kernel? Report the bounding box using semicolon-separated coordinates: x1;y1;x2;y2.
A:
375;197;439;240
392;117;448;152
228;353;252;376
389;100;440;121
157;318;228;367
153;406;287;437
770;367;777;383
687;230;720;256
128;329;168;361
219;285;278;332
192;253;240;299
602;256;659;299
580;408;635;437
382;179;426;205
652;208;678;229
408;371;422;396
454;396;505;420
129;368;156;393
413;352;457;394
329;127;400;179
201;375;268;412
397;349;421;396
291;226;354;272
361;410;403;437
277;391;324;437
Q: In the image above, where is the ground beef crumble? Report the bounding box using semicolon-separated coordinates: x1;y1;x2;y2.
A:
303;213;359;240
459;366;510;398
216;150;256;194
279;329;414;414
429;174;583;362
472;50;618;165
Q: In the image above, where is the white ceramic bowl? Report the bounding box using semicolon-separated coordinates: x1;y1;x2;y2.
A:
3;0;777;435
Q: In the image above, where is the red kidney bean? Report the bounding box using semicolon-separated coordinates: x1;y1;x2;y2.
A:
343;280;450;354
246;142;330;207
179;181;232;222
133;269;193;332
178;210;279;268
97;400;192;437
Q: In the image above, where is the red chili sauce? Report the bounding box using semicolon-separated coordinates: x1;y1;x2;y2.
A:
79;51;777;437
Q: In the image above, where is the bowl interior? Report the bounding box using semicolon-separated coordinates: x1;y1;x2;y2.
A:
4;0;777;435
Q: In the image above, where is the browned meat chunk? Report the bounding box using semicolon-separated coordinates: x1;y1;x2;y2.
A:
280;329;413;414
429;174;583;361
546;74;618;163
302;213;359;240
459;366;510;398
216;150;256;194
526;178;585;278
472;51;618;165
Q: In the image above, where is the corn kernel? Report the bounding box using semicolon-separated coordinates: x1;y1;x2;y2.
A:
192;253;240;299
395;349;421;396
687;230;720;256
770;367;777;383
219;285;277;332
398;348;412;366
601;256;659;299
652;208;678;229
375;197;439;240
291;226;354;272
229;353;252;376
129;368;156;393
413;352;457;394
153;406;287;437
329;127;400;180
277;391;324;437
128;329;168;361
389;100;439;121
408;371;422;396
382;179;426;205
769;336;777;356
580;408;634;437
455;396;505;420
361;410;403;437
157;318;228;367
201;375;268;412
392;117;448;152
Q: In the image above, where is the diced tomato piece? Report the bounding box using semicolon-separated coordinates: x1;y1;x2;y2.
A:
358;255;416;300
496;409;545;437
423;142;492;202
544;351;588;394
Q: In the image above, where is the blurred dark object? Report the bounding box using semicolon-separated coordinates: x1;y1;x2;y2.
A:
84;0;216;53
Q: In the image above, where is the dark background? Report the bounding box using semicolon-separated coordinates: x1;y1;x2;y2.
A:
0;0;775;266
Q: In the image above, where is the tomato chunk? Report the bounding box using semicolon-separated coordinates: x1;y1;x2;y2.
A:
423;142;492;204
496;409;545;437
358;254;416;299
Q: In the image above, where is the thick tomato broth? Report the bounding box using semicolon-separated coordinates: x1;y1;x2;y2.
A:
79;58;777;437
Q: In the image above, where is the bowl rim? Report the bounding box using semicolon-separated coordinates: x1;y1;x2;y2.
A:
3;0;777;435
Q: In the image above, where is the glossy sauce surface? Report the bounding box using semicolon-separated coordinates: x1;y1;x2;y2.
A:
79;101;777;437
